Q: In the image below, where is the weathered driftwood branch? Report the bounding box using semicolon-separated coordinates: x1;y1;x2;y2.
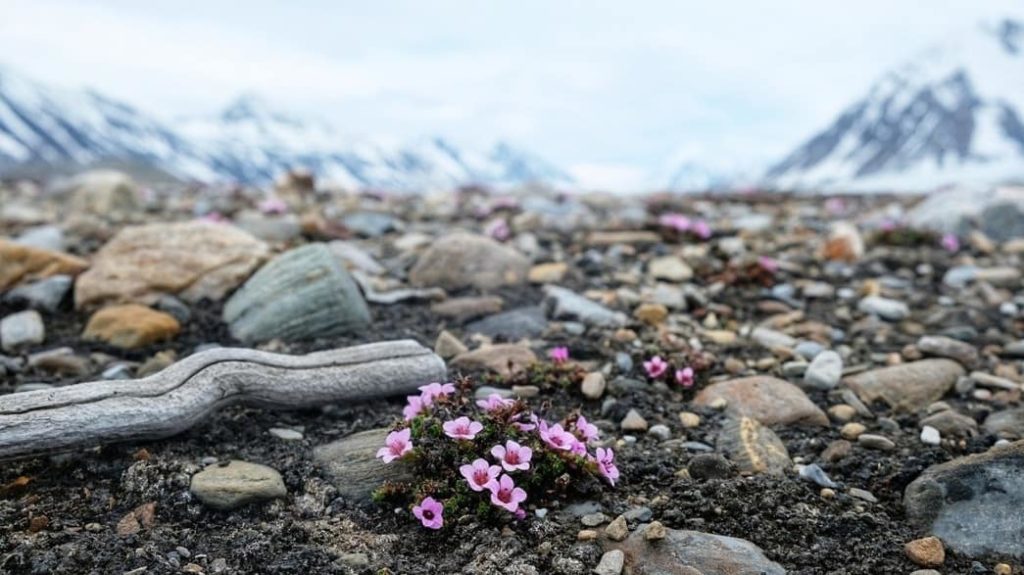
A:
0;340;446;460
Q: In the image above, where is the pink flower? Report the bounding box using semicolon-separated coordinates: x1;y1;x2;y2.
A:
940;233;959;253
376;428;413;463
643;356;668;379
485;474;527;513
476;393;515;412
824;197;846;216
538;422;578;452
758;256;779;273
675;366;695;388
658;213;691;232
460;458;502;492
491;440;532;472
549;346;570;364
574;415;600;443
258;197;288;215
412;496;444;530
691;220;712;240
512;412;538;432
484;218;511;241
443;416;483;440
199;212;227;223
418;382;456;406
403;395;425;421
594;447;620;486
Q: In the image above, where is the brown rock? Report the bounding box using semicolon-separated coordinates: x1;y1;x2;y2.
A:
904;537;944;567
117;502;156;536
450;344;537;377
409;232;529;291
83;305;181;349
434;330;468;359
821;222;864;262
634;302;669;325
0;239;89;291
586;231;661;247
820;439;852;463
528;262;568;284
692;376;828;426
74;222;269;309
430;296;504;323
843;359;964;412
718;417;791;475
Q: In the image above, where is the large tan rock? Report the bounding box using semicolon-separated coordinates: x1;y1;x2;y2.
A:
450;344;537;377
83;304;180;349
692;376;828;426
74;221;269;309
843;359;964;412
0;240;89;291
409;232;529;291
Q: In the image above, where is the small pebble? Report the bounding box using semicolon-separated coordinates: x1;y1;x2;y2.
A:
678;412;701;428
840;422;866;440
647;424;671;441
605;515;629;541
904;536;945;567
643;521;666;541
620;409;648;432
594;550;625;575
857;434;896;451
920;425;941;446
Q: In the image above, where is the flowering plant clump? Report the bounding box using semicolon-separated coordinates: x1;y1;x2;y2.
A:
657;212;713;242
373;378;619;529
871;225;939;248
641;350;711;390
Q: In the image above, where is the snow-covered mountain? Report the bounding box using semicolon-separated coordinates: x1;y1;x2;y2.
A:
0;67;572;190
765;19;1024;192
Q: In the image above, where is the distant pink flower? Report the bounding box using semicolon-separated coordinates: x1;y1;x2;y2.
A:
460;458;502;492
824;197;846;216
691;220;712;240
593;447;620;486
403;395;425;421
476;393;515;412
491;440;532;472
643;356;668;379
412;496;444;530
758;256;779;273
514;508;527;520
418;382;456;406
549;346;570;364
485;474;528;513
258;197;288;215
940;233;959;253
659;213;691;232
484;218;511;241
538;422;578;452
443;416;483;440
675;366;695;388
376;428;413;463
573;415;600;443
880;218;899;232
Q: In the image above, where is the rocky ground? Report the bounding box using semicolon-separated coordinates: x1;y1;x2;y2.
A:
2;172;1024;575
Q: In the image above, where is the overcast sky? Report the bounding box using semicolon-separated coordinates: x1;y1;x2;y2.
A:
0;0;1021;188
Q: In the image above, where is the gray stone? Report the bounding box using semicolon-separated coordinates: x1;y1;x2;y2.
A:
843;359;964;412
1;310;45;352
223;243;371;343
905;441;1024;558
409;232;529;291
190;460;287;510
581;372;607;399
593;550;624;575
803;350;843;390
917;335;978;367
342;211;400;237
3;275;72;312
543;286;627;328
431;296;504;323
466;306;547;340
794;340;824;360
1003;340;1024;358
153;294;192;325
234;212;302;243
798;463;838;488
920;410;978;438
687;453;734;480
693;376;828;427
858;296;910;321
984;408;1024;440
857;434;895;451
750;326;796;349
315;429;415;502
606;526;785;575
13;225;64;252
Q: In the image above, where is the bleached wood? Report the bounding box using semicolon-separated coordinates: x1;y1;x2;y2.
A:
0;340;446;460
